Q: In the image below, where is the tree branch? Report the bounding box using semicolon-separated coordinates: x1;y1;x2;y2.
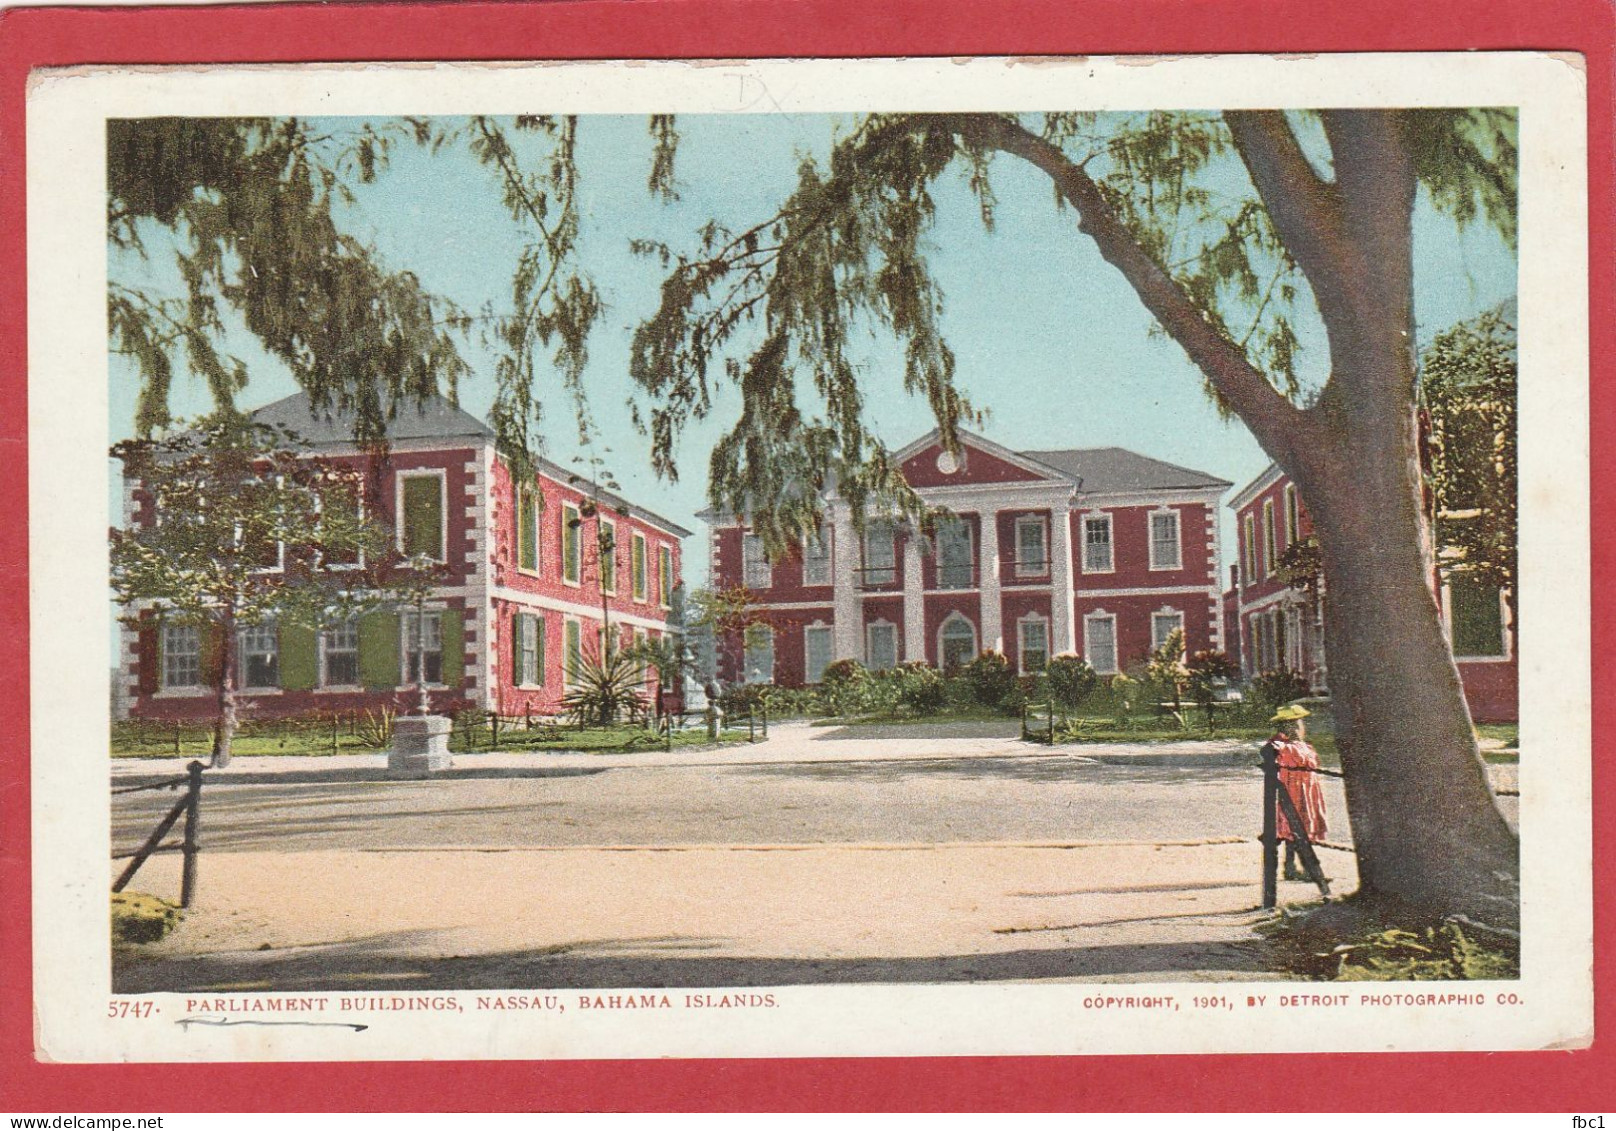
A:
1223;111;1347;286
936;113;1314;462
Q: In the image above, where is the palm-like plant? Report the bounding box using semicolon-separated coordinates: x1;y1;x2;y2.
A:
560;644;648;727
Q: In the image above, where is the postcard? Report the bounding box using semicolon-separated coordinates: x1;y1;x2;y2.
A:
25;52;1590;1063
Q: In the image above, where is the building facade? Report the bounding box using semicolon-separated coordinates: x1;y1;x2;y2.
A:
705;430;1231;685
1226;463;1517;722
119;393;688;721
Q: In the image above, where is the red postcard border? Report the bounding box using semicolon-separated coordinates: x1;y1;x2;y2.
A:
1;0;1610;1113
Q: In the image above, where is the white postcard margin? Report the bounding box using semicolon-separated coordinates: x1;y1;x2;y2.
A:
26;53;1591;1062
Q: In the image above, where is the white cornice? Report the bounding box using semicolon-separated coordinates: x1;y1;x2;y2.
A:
1227;462;1286;514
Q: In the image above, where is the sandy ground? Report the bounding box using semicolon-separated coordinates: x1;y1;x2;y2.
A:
113;840;1357;991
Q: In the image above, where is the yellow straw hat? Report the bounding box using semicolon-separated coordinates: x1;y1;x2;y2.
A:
1270;704;1311;723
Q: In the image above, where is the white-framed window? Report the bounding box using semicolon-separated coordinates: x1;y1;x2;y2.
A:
939;614;977;672
598;518;618;595
631;533;648;602
658;545;674;609
1017;615;1050;674
861;522;896;586
563;618;583;684
1084;612;1119;675
744;624;775;685
1015;515;1049;577
1151;609;1185;652
1082;514;1114;573
935;516;975;589
803;624;833;684
516;483;541;574
1446;576;1510;659
561;504;582;585
239;620;280;689
162;623;202;690
318;483;364;570
1263;499;1278;577
1149;509;1182;571
397;470;447;563
401;611;444;686
742;532;772;588
865;620;898;671
802;529;833;587
1284;483;1300;548
514;611;544;687
1242;512;1257;585
319;617;360;688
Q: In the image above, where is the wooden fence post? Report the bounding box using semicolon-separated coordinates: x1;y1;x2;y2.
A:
1261;741;1279;910
1047;697;1055;743
179;760;203;908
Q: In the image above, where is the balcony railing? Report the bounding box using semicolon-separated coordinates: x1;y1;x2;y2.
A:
932;562;978;590
856;565;899;589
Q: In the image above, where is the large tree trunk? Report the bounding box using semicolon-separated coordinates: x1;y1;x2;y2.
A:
1277;113;1518;926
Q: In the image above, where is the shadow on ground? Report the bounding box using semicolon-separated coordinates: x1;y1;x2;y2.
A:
114;924;1275;993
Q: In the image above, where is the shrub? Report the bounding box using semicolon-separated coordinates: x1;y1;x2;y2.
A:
561;647;649;725
1248;668;1310;710
1108;672;1141;720
355;707;395;749
817;658;869;717
1046;654;1099;710
718;683;767;716
1186;649;1240;707
111;891;182;944
758;685;821;718
893;661;946;715
963;650;1016;709
1146;628;1191;709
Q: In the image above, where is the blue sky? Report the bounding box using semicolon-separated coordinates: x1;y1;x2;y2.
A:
109;112;1517;589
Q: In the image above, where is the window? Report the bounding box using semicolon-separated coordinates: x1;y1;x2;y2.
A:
741;532;772;588
866;621;898;671
562;504;582;584
1151;610;1185;652
658;545;674;609
399;472;445;562
1083;514;1113;573
631;533;648;601
320;484;363;568
320;618;359;688
401;611;443;685
598;519;617;595
239;621;279;689
516;484;540;573
1284;483;1300;548
1085;614;1118;674
514;611;544;686
1015;515;1049;577
744;625;775;684
564;619;583;683
1018;616;1049;674
1242;513;1257;584
939;615;977;672
935;517;974;589
862;522;896;586
162;623;201;690
802;530;833;587
1263;499;1277;577
1149;510;1182;571
1449;576;1508;658
804;624;833;684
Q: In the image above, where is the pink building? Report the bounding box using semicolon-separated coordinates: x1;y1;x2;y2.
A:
704;429;1231;685
1226;463;1517;722
120;393;688;721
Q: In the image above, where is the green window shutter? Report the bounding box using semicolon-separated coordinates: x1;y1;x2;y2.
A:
401;475;444;560
280;623;319;691
535;617;546;686
359;611;400;689
440;609;465;688
518;488;538;571
632;537;647;599
510;611;525;684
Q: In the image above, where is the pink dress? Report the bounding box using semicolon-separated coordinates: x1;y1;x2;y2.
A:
1273;736;1328;843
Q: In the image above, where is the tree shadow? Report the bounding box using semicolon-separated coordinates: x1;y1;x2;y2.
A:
113;927;1276;994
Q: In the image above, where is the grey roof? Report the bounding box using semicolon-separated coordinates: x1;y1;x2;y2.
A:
249;391;496;445
1020;447;1232;494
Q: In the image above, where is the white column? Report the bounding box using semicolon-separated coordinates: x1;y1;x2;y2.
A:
1050;499;1077;655
830;500;861;661
979;511;1003;654
903;534;925;661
